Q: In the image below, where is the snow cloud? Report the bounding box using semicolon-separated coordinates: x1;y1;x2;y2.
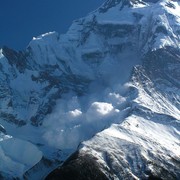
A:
42;84;130;150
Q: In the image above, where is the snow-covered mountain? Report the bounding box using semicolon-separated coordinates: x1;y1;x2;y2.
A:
0;0;180;179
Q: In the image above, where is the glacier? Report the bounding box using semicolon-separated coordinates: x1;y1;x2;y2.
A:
0;0;180;179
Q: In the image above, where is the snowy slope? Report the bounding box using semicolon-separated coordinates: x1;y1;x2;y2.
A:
0;131;42;178
0;0;180;179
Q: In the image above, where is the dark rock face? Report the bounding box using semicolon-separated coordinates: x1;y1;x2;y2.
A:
45;152;109;180
2;46;28;73
0;46;90;127
0;125;6;134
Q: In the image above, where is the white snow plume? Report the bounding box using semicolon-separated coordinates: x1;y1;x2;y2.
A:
42;84;130;150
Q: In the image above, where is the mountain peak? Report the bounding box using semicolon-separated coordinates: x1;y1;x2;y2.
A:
99;0;178;12
99;0;143;12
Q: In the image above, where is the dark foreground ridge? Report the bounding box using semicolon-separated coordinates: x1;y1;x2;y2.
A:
45;150;168;180
45;151;108;180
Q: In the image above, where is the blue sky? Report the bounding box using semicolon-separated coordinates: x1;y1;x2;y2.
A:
0;0;105;50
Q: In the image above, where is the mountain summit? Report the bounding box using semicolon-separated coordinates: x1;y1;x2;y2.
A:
0;0;179;179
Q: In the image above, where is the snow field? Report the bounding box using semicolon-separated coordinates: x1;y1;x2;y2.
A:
0;135;42;177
